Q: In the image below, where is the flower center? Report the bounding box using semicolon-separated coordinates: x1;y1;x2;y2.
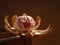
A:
14;16;36;31
23;17;31;28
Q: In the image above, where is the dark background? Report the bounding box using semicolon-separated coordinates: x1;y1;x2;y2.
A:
0;0;60;45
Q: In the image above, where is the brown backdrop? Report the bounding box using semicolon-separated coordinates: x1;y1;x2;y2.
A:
0;0;60;45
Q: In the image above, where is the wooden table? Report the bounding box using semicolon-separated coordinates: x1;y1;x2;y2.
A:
0;27;42;45
0;27;33;45
0;34;33;45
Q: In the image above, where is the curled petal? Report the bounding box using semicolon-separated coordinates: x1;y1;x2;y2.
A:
4;16;11;28
5;25;20;35
33;24;53;35
12;15;17;26
4;16;20;35
21;32;34;38
34;16;41;29
22;13;27;16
